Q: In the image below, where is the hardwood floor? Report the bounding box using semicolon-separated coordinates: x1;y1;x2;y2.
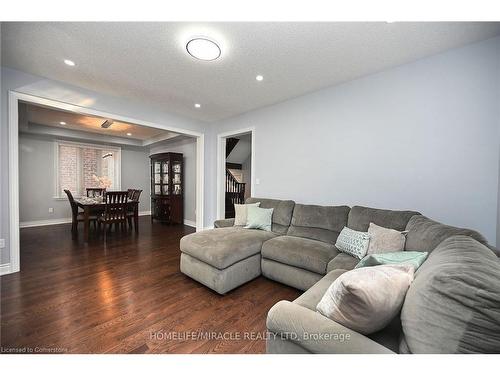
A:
0;217;300;354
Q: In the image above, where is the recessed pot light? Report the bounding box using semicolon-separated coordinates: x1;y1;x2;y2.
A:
126;133;132;136
59;121;66;125
194;103;201;108
256;75;264;81
64;59;76;66
186;38;221;61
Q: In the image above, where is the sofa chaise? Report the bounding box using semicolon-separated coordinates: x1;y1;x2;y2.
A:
179;197;500;353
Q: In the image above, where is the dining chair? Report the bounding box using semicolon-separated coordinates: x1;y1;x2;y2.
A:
127;189;135;200
127;189;143;229
64;189;98;238
98;191;129;238
86;187;106;198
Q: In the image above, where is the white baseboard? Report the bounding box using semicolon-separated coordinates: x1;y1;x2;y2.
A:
20;218;72;228
20;210;152;228
0;263;12;276
184;219;196;228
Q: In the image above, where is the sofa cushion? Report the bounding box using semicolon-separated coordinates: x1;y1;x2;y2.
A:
295;269;348;310
348;206;419;232
245;206;273;231
335;226;371;259
213;218;235;228
317;264;414;335
356;251;428;271
261;235;339;274
234;202;260;226
405;215;488;252
400;235;500;353
180;227;277;269
246;197;295;235
327;253;359;272
294;268;402;353
287;204;350;244
367;223;406;254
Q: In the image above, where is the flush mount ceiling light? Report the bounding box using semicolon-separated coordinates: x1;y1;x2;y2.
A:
256;75;264;81
186;38;221;61
64;59;75;66
126;133;132;136
194;103;201;108
59;121;66;125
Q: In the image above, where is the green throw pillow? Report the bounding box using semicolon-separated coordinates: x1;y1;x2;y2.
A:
244;206;274;231
355;251;428;271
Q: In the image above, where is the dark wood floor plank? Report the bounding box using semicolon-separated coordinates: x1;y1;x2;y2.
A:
0;217;300;353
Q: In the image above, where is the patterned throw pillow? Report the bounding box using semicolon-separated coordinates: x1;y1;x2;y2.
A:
335;227;371;259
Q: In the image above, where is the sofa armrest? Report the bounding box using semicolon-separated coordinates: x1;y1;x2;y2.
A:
214;218;235;228
266;300;394;354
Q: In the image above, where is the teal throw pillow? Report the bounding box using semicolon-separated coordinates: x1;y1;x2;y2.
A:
355;251;428;271
244;206;274;232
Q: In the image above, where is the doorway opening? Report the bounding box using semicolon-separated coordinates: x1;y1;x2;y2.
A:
6;91;205;275
217;128;255;220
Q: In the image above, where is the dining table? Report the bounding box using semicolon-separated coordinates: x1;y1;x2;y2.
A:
74;196;139;242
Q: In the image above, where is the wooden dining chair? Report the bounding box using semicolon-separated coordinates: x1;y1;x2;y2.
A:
98;191;129;238
127;189;143;229
132;189;142;201
127;189;135;200
86;187;106;198
64;189;98;238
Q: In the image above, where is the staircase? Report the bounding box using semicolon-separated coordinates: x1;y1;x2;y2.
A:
225;169;246;218
225;138;246;218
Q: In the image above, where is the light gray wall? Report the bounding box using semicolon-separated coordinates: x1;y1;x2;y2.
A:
119;147;151;213
18;133;151;223
215;36;500;245
242;155;251;200
0;66;209;265
149;137;197;223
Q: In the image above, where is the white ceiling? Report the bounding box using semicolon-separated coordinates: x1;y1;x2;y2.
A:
3;22;500;122
19;102;180;145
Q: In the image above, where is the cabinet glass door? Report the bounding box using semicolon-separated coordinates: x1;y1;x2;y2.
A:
172;162;181;195
153;161;161;195
162;161;170;195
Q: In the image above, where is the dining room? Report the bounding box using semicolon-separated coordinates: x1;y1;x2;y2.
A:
17;102;198;244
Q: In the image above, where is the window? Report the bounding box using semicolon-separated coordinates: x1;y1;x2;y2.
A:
55;141;121;198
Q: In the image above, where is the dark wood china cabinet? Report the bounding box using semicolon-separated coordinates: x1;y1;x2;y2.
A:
150;152;184;224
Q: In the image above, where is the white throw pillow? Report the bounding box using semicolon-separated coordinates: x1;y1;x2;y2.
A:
335;227;371;259
234;202;260;226
316;264;414;335
367;222;407;255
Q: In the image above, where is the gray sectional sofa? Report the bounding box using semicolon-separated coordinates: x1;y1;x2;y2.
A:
180;197;500;354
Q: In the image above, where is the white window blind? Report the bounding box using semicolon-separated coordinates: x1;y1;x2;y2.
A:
55;141;121;198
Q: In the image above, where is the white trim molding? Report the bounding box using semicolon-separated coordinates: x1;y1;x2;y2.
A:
7;91;205;275
8;92;20;274
0;263;13;276
20;218;73;228
19;211;153;228
216;127;255;220
184;219;196;228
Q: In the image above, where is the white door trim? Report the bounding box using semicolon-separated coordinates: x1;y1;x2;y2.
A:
7;91;205;275
216;127;255;220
